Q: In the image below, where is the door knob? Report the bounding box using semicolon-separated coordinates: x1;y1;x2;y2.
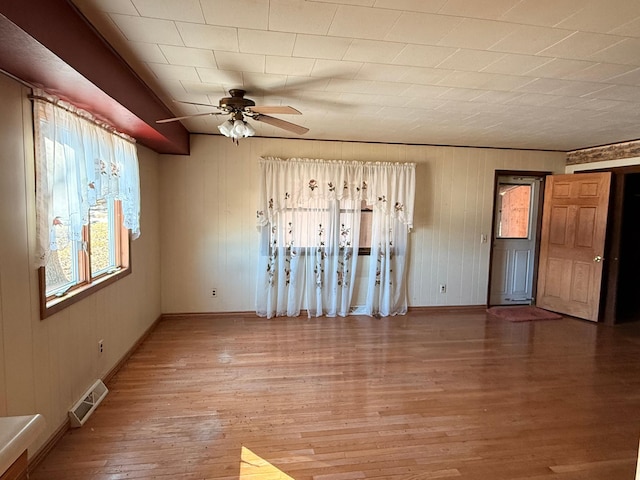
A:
594;255;603;263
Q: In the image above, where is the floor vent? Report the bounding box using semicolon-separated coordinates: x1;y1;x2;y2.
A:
68;379;108;428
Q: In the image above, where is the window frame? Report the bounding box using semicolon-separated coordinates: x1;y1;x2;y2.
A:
39;199;131;319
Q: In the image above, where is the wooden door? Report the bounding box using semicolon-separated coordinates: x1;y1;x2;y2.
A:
536;172;611;321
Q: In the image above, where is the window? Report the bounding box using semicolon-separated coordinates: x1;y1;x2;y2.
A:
496;184;532;238
256;157;416;319
33;93;140;319
268;201;372;254
43;199;130;310
358;202;373;254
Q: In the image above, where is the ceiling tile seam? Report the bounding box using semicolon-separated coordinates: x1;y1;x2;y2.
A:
233;23;241;57
587;38;640;65
196;0;206;26
129;0;142;18
254;64;618;98
122;6;640;44
540;35;632;63
399;6;640;39
607;65;640;83
534;30;582;56
608;14;640;36
562;66;636;86
322;0;341;38
497;0;528;23
379;5;407;46
287;42;638;72
172;45;533;74
479;56;555;76
112;21;640;72
576;84;624;100
107;12;142;47
432;48;465;70
161;70;637;112
361;88;593;110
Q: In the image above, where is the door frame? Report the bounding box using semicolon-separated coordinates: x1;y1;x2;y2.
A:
487;170;550;307
579;164;640;324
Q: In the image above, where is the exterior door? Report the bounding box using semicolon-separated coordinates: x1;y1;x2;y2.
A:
490;176;541;305
536;172;611;321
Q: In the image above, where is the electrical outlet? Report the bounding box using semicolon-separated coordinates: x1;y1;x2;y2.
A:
211;289;217;297
98;339;104;354
439;284;446;294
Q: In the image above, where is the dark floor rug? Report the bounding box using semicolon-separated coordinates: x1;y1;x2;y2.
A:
487;305;563;322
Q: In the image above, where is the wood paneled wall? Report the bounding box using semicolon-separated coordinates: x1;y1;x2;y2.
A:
0;73;162;455
160;136;566;313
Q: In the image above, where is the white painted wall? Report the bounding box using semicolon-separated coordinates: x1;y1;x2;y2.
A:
160;135;566;313
0;73;162;455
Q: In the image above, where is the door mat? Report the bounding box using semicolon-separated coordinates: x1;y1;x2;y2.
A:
487;306;563;322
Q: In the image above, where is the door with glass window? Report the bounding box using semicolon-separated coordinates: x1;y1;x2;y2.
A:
489;175;541;305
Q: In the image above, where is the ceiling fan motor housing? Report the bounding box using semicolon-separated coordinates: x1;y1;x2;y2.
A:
219;89;255;112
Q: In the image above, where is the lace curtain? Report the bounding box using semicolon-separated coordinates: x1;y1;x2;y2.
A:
33;94;141;267
256;157;415;318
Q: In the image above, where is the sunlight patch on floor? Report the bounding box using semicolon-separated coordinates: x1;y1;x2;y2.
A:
240;446;295;479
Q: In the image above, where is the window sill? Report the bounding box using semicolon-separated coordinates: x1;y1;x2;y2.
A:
39;266;131;320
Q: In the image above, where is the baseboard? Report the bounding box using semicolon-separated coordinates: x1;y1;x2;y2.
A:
103;314;163;385
27;417;69;475
161;311;257;319
28;313;163;473
408;305;486;314
162;307;487;319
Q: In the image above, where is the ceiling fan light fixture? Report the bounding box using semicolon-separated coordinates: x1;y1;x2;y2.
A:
244;121;256;137
232;119;247;137
218;116;256;143
218;119;234;136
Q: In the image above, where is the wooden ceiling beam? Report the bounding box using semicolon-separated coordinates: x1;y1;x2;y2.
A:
0;0;190;155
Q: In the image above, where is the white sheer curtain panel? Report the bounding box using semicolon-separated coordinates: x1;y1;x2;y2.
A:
33;93;141;267
363;162;415;316
256;157;415;319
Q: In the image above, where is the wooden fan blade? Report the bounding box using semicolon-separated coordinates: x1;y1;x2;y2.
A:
253;114;309;135
156;111;224;124
248;106;301;115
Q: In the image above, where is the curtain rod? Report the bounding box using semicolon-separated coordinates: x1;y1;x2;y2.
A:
260;156;416;167
28;90;136;144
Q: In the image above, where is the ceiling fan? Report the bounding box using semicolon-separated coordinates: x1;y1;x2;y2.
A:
156;89;309;143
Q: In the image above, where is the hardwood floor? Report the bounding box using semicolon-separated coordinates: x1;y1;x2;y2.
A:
31;311;640;479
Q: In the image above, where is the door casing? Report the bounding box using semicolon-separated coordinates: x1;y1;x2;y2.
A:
487;170;549;307
578;165;640;324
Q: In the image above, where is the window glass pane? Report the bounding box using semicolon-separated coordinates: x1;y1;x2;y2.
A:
45;219;79;296
89;199;116;277
276;202;373;251
359;204;373;249
497;184;531;239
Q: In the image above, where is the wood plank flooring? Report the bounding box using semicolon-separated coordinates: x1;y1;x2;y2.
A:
31;311;640;479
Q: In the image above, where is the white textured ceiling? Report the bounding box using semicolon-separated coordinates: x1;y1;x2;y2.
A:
71;0;640;151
